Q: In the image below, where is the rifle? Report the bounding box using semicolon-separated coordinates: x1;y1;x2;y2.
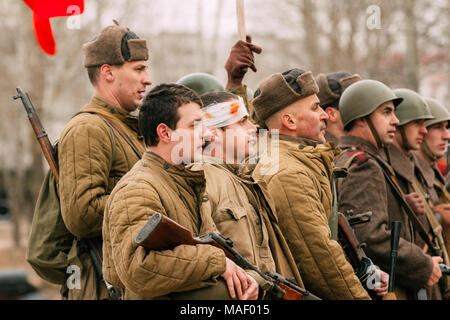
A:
13;87;119;300
337;212;377;289
388;221;401;291
13;87;59;181
135;212;321;300
440;263;450;275
344;210;372;226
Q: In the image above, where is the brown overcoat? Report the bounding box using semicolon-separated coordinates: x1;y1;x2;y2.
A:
336;135;434;299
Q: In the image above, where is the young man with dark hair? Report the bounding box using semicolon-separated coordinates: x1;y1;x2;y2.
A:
102;83;258;300
57;22;150;299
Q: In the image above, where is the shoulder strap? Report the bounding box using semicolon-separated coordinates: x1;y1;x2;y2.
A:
82;110;142;160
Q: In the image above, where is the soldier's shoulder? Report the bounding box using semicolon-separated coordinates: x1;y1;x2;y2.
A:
337;145;371;167
60;111;110;138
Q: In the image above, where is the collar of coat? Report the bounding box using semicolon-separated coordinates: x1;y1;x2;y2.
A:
338;134;396;176
385;144;415;184
276;134;340;178
413;152;436;189
191;156;256;184
83;96;141;135
142;151;206;189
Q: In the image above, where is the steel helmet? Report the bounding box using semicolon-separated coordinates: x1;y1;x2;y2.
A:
339;79;403;129
423;97;450;128
392;89;433;126
176;73;224;96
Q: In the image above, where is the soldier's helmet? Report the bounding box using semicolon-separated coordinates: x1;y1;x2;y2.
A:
176;73;224;96
339;79;403;129
392;89;433;126
423;97;450;128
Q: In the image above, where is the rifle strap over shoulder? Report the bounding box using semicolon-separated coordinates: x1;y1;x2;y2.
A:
81;109;142;160
372;156;439;255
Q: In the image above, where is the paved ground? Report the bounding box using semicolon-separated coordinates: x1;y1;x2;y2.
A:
0;220;60;300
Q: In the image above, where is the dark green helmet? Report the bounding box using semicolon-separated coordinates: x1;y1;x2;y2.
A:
339;79;403;128
392;89;433;126
423;97;450;127
176;73;224;96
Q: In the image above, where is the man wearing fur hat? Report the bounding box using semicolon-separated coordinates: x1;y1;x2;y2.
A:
251;69;374;299
315;72;361;145
57;22;151;299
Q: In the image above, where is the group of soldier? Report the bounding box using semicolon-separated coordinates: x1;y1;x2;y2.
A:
50;21;450;300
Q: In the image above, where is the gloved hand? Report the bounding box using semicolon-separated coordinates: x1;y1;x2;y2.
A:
225;35;262;87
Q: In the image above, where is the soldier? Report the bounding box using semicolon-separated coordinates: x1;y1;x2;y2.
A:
57;22;150;299
384;88;444;299
191;91;305;297
102;83;258;300
413;97;450;299
336;80;442;300
250;68;377;299
315;72;361;144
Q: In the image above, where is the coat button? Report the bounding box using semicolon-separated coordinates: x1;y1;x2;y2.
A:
299;145;305;150
163;163;170;169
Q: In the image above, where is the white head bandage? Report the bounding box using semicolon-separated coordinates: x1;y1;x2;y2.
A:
202;96;248;128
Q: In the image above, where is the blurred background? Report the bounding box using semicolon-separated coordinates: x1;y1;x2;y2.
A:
0;0;449;299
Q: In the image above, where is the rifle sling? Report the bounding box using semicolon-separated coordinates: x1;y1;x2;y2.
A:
373;157;439;255
83;110;142;159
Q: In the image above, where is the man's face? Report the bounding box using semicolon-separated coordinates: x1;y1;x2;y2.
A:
396;119;428;150
170;102;210;164
220;115;257;162
111;60;152;111
290;94;329;143
423;121;450;158
369;101;399;145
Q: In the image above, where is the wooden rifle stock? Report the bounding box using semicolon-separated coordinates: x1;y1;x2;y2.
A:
136;212;321;300
337;212;377;289
13;87;59;182
135;212;235;260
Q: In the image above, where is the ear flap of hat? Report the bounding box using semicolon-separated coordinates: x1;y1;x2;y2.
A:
316;73;339;106
296;71;319;97
339;74;361;92
127;39;149;62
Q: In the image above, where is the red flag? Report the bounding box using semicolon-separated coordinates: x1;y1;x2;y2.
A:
23;0;85;55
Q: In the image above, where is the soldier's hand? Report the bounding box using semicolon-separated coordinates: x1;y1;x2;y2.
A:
433;203;450;227
221;257;258;300
225;35;262;87
405;192;425;215
372;269;389;296
426;256;443;288
240;273;259;300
